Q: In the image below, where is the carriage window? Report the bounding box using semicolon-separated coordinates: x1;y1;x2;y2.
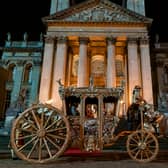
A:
85;104;97;118
66;96;80;116
103;96;117;116
85;97;98;119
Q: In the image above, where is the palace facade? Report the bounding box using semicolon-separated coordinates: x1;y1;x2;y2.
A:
39;0;153;113
0;0;167;122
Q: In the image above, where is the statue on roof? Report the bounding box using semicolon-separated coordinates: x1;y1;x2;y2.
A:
23;32;28;41
7;32;11;41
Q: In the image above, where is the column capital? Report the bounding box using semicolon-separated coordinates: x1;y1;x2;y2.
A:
33;59;42;66
44;35;55;44
16;60;26;66
127;37;138;45
106;36;116;45
139;36;149;45
57;36;67;44
79;37;89;44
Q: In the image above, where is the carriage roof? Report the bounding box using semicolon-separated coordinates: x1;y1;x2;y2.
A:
58;81;124;100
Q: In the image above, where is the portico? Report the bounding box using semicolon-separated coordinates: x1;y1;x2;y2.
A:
39;0;153;112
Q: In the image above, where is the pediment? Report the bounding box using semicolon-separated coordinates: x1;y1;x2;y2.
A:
43;0;152;24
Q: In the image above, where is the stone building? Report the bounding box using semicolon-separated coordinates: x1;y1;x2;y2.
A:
39;0;153;114
152;38;168;114
0;0;167;122
0;33;43;120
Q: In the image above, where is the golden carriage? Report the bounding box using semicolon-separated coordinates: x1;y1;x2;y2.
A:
10;81;159;164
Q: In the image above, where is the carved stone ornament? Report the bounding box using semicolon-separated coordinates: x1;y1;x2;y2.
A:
57;36;67;44
16;60;26;66
33;59;42;66
43;0;152;24
64;6;139;22
127;37;138;45
140;36;149;45
107;37;116;45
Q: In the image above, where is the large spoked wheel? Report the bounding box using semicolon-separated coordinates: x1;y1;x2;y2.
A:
126;130;159;163
10;104;71;163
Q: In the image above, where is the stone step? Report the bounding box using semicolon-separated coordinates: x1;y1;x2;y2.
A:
0;135;10;150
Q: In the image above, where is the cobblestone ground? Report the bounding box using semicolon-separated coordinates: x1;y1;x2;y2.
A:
0;152;168;168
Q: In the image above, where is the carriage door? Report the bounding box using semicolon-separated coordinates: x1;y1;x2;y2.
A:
82;96;101;152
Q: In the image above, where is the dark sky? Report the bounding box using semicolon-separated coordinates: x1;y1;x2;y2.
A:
0;0;167;44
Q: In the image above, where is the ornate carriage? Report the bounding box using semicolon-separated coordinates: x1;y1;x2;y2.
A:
10;81;159;163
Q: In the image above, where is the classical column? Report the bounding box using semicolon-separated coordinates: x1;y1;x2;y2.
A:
11;62;24;104
106;37;116;88
77;37;88;87
29;61;41;105
67;52;73;86
51;36;67;109
127;38;141;104
39;36;55;103
140;37;153;104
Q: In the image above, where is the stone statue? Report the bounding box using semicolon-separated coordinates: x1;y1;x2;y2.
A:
23;32;28;41
7;32;11;41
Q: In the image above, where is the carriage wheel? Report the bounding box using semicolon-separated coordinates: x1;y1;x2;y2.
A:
126;130;159;163
10;104;71;163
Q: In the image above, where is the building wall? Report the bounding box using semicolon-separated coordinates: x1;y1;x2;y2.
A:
0;33;43;119
152;42;168;114
0;67;8;120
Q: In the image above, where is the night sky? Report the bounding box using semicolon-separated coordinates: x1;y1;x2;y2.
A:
0;0;167;44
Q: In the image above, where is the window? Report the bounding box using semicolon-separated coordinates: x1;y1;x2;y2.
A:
8;64;16;82
24;64;32;83
91;55;105;77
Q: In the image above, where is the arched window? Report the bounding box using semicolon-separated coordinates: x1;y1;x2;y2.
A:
116;55;124;77
24;64;32;83
91;55;105;87
91;55;105;77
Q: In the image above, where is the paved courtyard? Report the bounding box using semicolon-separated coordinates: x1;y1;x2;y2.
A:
0;158;168;168
0;151;168;168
